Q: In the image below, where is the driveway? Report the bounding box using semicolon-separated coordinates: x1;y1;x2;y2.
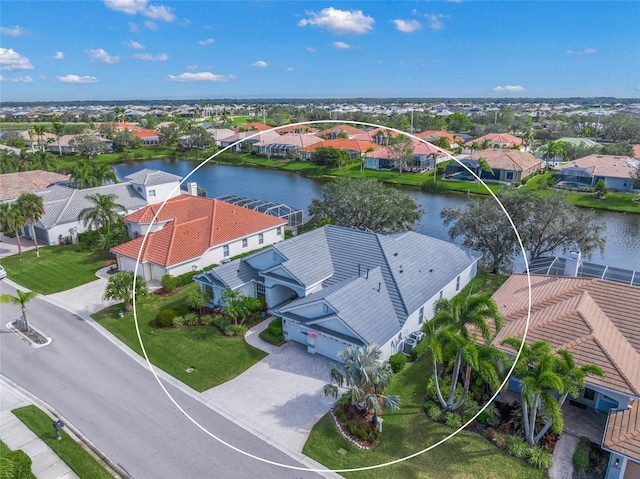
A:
201;320;336;451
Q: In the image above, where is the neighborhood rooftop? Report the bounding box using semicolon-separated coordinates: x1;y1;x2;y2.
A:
527;256;640;287
216;194;304;227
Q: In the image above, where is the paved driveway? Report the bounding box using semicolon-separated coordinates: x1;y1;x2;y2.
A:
202;320;336;451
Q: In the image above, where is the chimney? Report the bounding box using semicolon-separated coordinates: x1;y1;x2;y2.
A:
187;182;198;196
564;251;582;277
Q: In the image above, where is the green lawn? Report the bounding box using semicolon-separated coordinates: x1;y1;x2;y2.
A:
0;439;37;479
12;406;113;479
303;358;547;479
0;245;112;294
92;284;267;391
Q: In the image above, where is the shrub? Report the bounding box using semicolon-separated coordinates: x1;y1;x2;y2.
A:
156;309;176;328
161;274;178;293
527;446;553;469
172;316;187;327
506;436;529;459
0;457;15;479
388;352;407;373
573;436;591;470
444;412;462;429
200;314;214;326
213;315;231;330
7;450;32;478
492;432;508;450
462;397;480;416
426;376;462;405
267;317;283;336
410;340;429;360
225;324;248;336
174;269;204;288
183;313;198;326
424;402;443;422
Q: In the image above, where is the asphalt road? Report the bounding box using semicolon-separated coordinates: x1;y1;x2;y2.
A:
0;281;325;479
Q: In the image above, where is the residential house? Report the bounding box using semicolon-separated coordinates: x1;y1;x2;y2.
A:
132;129;161;145
415;130;461;147
233;121;273;132
0;170;69;201
298;139;381;161
205;128;235;146
318;125;366;140
365;140;451;173
556;155;639;192
219;130;280;151
465;133;525;151
253;133;323;158
195;225;481;361
111;195;287;282
445;148;541;183
491;273;640;479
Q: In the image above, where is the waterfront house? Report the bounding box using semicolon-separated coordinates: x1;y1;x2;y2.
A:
555;154;639;192
364;140;451;173
445;148;541;183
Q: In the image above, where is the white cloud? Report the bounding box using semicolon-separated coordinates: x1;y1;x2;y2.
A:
198;38;214;46
0;26;28;37
87;48;121;64
144;20;157;30
251;60;268;67
492;85;525;92
306;47;317;53
166;72;235;82
0;48;34;71
287;67;294;72
132;53;168;61
298;7;374;35
332;41;354;50
566;48;597;55
178;18;191;27
57;74;99;83
53;51;65;60
425;14;448;31
124;40;145;49
393;19;421;33
104;0;175;21
0;75;33;83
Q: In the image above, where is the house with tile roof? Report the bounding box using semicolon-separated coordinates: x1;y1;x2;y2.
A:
132;129;161;145
490;274;640;478
445;148;541;183
0;170;69;201
111;195;287;281
556;154;639;192
253;133;324;158
218;130;281;152
365;140;451;173
318;125;366;140
195;225;481;361
415;130;462;146
465;133;525;151
298;139;381;161
233;121;273;132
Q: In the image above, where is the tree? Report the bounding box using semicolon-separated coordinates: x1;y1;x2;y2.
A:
308;177;424;233
0;289;39;331
27;150;57;172
0;203;25;255
69;134;109;159
310;147;350;169
114;130;142;159
32;124;48;152
446;113;472;133
631;163;640;189
600;141;634;157
222;289;261;326
51;122;65;155
538;140;568;170
103;271;149;311
426;292;505;412
15;193;44;258
77;193;126;237
387;134;414;176
186;288;212;315
593;178;608;199
158;122;183;147
323;344;401;426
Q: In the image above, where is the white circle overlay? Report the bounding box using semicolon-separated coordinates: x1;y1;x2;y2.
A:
130;120;533;473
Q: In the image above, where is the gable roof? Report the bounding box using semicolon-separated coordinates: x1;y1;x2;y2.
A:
466;148;541;172
561;154;638;180
491;274;640;396
318;125;366;138
298;139;381;154
111;196;286;267
233;121;272;132
415;130;457;143
253;132;323;148
0;170;69;201
365;140;450;159
466;133;523;147
124;168;182;186
603;399;640;461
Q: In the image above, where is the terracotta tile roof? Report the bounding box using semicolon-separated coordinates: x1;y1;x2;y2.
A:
254;133;323;148
466;148;541;172
298;139;381;154
466;132;523;147
491;274;640;396
562;154;638;180
365;140;450;159
633;144;640;160
352;127;397;142
604;399;640;461
132;129;159;138
415;130;457;143
111;196;286;267
233;121;272;132
0;170;69;200
274;125;319;134
318;125;366;138
116;122;139;130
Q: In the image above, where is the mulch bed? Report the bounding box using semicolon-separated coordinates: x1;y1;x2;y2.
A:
572;442;609;479
12;320;48;345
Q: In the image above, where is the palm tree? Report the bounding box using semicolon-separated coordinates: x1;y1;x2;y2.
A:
51;122;65;156
93;163;117;186
32;124;48;152
427;292;504;412
103;271;149;311
323;344;400;425
27;150;57;172
0;289;39;331
77;193;126;238
16;193;45;257
0;203;25;255
70;160;93;189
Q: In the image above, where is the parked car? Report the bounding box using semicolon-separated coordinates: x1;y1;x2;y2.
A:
0;265;6;279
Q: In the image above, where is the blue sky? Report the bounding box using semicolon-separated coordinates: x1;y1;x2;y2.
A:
1;1;639;101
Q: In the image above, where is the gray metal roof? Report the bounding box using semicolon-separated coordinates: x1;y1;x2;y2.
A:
124;168;182;186
527;256;640;287
273;227;334;287
194;259;261;290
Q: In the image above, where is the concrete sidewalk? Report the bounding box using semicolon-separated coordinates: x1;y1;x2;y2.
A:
1;379;80;479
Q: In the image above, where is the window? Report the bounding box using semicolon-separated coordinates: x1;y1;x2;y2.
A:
456;276;461;291
323;303;329;313
242;238;248;248
505;171;514;180
419;306;424;324
148;189;156;197
223;245;229;257
258;233;264;244
276;226;282;236
256;283;265;298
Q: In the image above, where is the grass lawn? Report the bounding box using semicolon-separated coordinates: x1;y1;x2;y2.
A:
12;406;113;479
0;245;112;294
0;439;37;479
92;284;267;391
303;358;546;479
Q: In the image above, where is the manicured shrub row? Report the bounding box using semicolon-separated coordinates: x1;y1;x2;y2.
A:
486;427;553;469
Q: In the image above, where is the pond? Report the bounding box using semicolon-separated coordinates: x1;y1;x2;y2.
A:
113;158;640;272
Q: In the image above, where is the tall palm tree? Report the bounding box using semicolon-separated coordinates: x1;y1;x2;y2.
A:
103;271;149;311
51;122;65;156
32;124;48;152
0;203;25;255
70;160;94;189
324;344;401;425
0;289;39;331
427;292;504;411
93;163;117;186
16;193;45;258
77;193;126;238
27;150;57;172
